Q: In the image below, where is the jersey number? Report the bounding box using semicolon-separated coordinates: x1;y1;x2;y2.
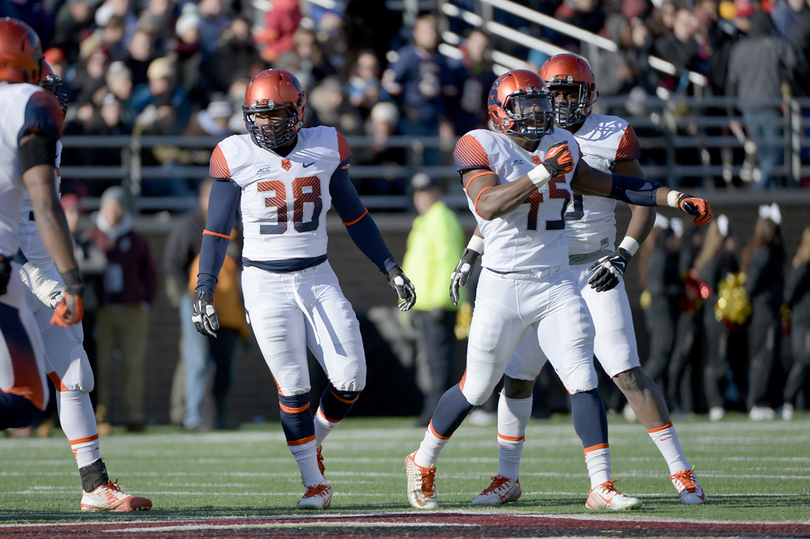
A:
522;176;571;231
565;193;584;222
257;177;323;234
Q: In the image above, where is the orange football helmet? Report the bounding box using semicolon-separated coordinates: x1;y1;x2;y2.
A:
488;69;554;141
243;69;306;151
0;18;42;84
538;53;598;127
40;61;68;117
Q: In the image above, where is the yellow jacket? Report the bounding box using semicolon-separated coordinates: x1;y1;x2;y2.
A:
189;254;250;338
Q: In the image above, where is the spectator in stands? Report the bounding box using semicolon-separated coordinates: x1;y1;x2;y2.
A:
342;0;401;67
727;11;796;189
382;14;456;167
648;0;677;40
595;14;656;99
73;42;111;107
98;14;130;62
257;0;302;63
347;49;387;121
654;7;705;92
95;0;137;48
225;77;250;133
137;0;175;55
350;101;406;195
197;0;231;57
203;15;263;95
708;0;754;98
742;203;786;421
694;215;740;422
44;47;75;101
771;0;808;39
124;28;158;88
183;96;235;139
307;76;363;136
792;0;810;95
106;61;134;120
130;57;191;134
51;0;99;64
164;179;210;431
292;27;338;86
402;173;465;427
83;186;159;433
447;29;498;135
552;0;606;53
171;8;204;98
783;227;810;421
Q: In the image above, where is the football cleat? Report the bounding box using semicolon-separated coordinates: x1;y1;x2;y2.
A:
670;468;707;505
80;480;152;512
316;445;325;476
585;479;642;511
405;451;438;509
296;482;332;510
471;475;521;506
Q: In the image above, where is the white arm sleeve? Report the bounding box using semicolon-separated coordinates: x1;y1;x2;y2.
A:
20;262;66;309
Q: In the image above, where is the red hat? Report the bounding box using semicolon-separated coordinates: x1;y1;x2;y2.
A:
734;0;755;18
44;47;66;65
61;193;80;212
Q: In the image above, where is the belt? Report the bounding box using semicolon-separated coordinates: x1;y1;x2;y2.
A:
484;265;563;281
568;249;611;266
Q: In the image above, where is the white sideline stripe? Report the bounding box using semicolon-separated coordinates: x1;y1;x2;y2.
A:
109;521;483;533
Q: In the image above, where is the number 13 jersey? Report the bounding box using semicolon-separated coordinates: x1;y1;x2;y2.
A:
453;128;580;273
210;126;349;263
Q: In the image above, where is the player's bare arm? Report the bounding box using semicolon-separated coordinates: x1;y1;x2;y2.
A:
570;160;712;225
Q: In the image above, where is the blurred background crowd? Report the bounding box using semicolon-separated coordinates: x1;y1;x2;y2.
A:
4;0;810;434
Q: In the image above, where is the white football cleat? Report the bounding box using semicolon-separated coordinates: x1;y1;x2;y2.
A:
471;475;521;506
81;480;152;512
585;479;642;511
670;468;707;505
296;482;332;510
405;451;438;509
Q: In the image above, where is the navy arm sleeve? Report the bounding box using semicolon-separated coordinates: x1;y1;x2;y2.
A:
609;174;664;206
329;160;397;274
196;178;241;295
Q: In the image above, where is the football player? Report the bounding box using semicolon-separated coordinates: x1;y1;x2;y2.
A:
14;58;153;512
0;19;78;432
451;54;706;508
405;69;711;511
193;69;416;510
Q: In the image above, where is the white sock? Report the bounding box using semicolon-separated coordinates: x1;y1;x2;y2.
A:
497;392;532;481
56;389;101;468
314;408;339;448
584;444;611;489
415;425;450;468
648;423;690;475
289;440;324;487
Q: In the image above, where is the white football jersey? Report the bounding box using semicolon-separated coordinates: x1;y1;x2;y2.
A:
19;140;63;268
564;113;641;255
211;126;348;262
454;128;580;272
0;83;63;259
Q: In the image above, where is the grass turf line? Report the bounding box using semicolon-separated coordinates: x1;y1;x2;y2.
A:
0;413;808;523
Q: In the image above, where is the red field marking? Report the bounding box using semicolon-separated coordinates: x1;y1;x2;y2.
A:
2;512;809;538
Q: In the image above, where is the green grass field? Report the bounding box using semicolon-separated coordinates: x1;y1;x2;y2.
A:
1;413;808;524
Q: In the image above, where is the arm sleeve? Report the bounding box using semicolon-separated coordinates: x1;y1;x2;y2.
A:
329;161;397;274
196;178;241;295
608;174;664;206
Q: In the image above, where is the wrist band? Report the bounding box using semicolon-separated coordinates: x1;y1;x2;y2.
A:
618;236;640;257
666;190;682;208
467;235;484;254
527;163;552;190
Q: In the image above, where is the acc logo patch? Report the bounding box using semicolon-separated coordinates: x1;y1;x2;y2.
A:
281;159;292;171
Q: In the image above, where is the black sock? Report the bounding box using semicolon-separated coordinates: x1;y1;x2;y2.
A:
79;459;109;492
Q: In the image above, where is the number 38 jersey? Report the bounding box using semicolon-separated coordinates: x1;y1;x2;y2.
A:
564;113;641;256
454;128;580;273
210;126;349;262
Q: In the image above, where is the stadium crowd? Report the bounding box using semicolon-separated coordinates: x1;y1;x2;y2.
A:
3;0;810;200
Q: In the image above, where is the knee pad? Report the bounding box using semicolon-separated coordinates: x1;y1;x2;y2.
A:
559;362;598;395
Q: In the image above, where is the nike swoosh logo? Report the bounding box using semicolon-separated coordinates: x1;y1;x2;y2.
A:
302;162;316;168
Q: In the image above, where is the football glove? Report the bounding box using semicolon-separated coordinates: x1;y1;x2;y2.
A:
386;265;416;312
0;256;10;296
527;141;575;189
675;193;713;226
192;289;219;337
450;248;481;307
50;269;84;326
588;247;632;293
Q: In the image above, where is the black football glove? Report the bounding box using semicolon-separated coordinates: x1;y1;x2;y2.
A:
386;265;416;312
192;289;219;337
587;247;632;293
0;256;10;296
450;248;481;307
